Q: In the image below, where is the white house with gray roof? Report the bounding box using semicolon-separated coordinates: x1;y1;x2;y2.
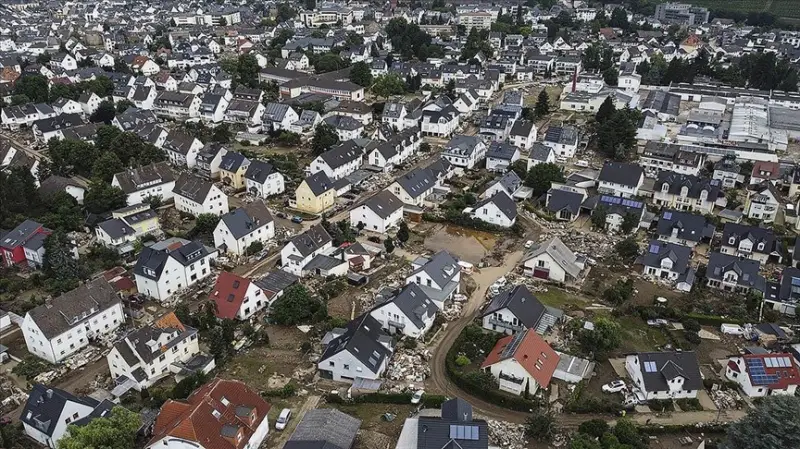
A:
705;252;766;294
112;162;175;206
625;351;703;400
310;140;363;180
387;166;440;208
349;190;403;234
636;240;695;292
480;285;563;335
213;201;275;256
522;237;585;283
22;278;124;363
470;191;517;228
510;120;538;150
280;225;334;276
370;283;438;338
405;251;461;308
244;160;285;198
542;125;579;158
262;102;299;131
172;173;229;217
21;385;114;448
527;143;556;170
134;238;218;302
318;314;393;382
485;141;521;172
442;134;487;169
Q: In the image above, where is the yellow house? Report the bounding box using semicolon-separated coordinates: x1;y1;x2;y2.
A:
219;151;250;190
111;203;160;235
295;171;336;214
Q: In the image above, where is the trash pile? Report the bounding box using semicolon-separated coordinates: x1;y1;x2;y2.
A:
386;347;431;382
710;386;743;409
442;301;463;321
487;420;526;449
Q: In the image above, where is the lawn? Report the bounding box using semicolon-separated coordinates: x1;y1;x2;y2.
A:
536;286;591;309
614;316;670;353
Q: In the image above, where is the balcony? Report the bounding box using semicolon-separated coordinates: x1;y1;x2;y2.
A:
488;318;523;333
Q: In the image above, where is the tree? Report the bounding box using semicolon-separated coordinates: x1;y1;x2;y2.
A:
349;61;373;87
245;241;264;256
47;138;99;177
372;74;407;100
92;151;124;183
384;237;395;253
597;109;639;160
275;3;297;23
58;407;140;449
346;31;364;47
614;237;638;261
578;419;610;439
609;7;629;30
726;396;800;449
175;303;192;326
314;54;348;73
534;89;549;118
445;79;456;97
397;221;410;243
595;97;616;125
525;163;565;197
42;230;82;294
305;0;316;10
192;213;221;240
613;419;645;448
602;66;618;86
463;370;498;390
525;409;556;442
14;74;49;103
591;206;607;230
603;278;634;305
271;285;326;325
311;124;340;156
41;192;83;232
116;99;134;114
683;318;701;333
621;212;639;234
84;180;127;214
578;317;622;357
569;433;602;449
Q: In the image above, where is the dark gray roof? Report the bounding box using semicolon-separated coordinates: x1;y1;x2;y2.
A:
599;161;644;187
304;171;335;196
114;162;174;194
219;201;273;240
98;218;135;239
474;191;517;221
169;241;215;266
543;125;578;146
219;151;248;172
173;173;214;203
443;135;482;157
417;398;488;449
285;409;361;449
134;239;213;280
722;223;779;255
253;270;299;296
323;114;363;131
633;351;703;393
490;171;522;195
21;385;100;437
481;285;546;329
706;252;765;291
656;210;715;243
38;175;82;196
28;278;120;339
486;142;518;161
318;140;362;169
289;224;332;258
114;319;197;366
360;190;403;219
636;240;692;274
244;160;276;184
133;246;170;280
410;251;459;290
776;267;800;303
319;313;392;375
395;167;437;199
643;90;681;116
529;143;553;161
547;188;583;215
1;219;45;250
655;171;722;201
303;254;346;272
375;283;437;329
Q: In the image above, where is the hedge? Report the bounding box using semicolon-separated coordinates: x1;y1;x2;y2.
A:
323;392;447;408
684;313;744;326
639;423;728;435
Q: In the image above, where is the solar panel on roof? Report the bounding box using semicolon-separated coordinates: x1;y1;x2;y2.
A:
663;211;673;220
766;358;773;368
450;425;480;441
649;244;660;254
791;278;800;287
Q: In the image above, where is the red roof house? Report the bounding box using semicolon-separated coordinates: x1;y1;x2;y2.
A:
0;219;50;267
725;353;800;397
209;272;264;320
147;378;271;449
481;328;559;396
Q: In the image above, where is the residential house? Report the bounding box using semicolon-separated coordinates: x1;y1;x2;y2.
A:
198;94;229;123
394;398;488;449
134;238;217;301
112;162;175;206
370;283;438;338
656;210;716;248
481;329;559;396
653;171;724;214
364;127;422;171
107;313;206;390
172;173;229;217
482;171;524;200
323;115;365;140
163;130;203;169
153;91;200;119
283;409;360;449
405;251;461;308
38;175;85;204
1;219;51;268
625;351;703;400
636;240;695;292
521;237;585;283
280;225;333;276
598;162;644;198
420;107;459;137
310;141;363;180
527;143;556;170
745;182;781;223
209;272;269;320
485;142;521;172
262;102;299;131
725;353;800;397
295;171;336;215
381;102;407;130
22;278;123;364
78;92;102;115
442;135;487;169
349;190;404;234
95;204;160;254
194;143;227;180
706;252;765;294
545;188;585;222
387;164;444;208
750;161;781;185
470;192;517;228
146;379;271;449
480;285;563;336
542;125;579;158
713;157;744;188
244;160;285;198
720;223;782;264
318;313;393;382
587;194;647;233
509;120;537;150
213;201;275;256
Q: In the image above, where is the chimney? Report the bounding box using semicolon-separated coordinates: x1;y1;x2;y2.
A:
45;298;53;309
46;389;53;399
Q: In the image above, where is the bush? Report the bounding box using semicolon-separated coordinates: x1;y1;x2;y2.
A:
682;318;701;333
676;398;703;411
12;356;53;381
684;312;744;326
684;331;702;345
262;384;297;398
579;419;610;438
455;355;471;366
649;399;675;412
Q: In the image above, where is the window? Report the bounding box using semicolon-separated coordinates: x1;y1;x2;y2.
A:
329;361;335;367
344;364;350;370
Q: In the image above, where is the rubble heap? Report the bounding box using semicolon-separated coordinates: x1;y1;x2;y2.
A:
487;420;526;449
386;347;431;382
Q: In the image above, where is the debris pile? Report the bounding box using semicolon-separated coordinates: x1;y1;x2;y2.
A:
442;301;463;321
386;347;431;382
487;420;526;449
710;387;743;409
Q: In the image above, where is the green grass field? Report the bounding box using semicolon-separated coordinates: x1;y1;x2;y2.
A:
675;0;800;19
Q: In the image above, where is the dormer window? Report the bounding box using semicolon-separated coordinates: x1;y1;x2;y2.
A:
757;242;765;251
728;237;736;245
661;183;669;192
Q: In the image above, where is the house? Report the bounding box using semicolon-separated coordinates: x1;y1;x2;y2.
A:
636;240;695;292
318;313;393;382
283;409;360;449
521;237;585;284
381;102;407;129
21;385;115;448
153;91;200;119
209;272;269;320
213;201;275;256
725;353;800;397
542;125;579;158
405;251;461;308
280;225;333;276
420;107;459;137
750;161;781;185
244;160;285;198
295;171;336;215
745;182;781;223
706;252;765;294
262;102;299;131
713;157;744;188
1;219;50;268
485;142;521;172
38;175;85;204
480;285;563;335
625;351;703;400
470;192;517;228
387;166;439;208
527;143;556;170
146;378;271;449
481;328;559;396
134;238;218;301
364;127;421;171
107;312;209;391
370;283;438;338
587;194;647;233
310;141;363;180
163;130;203;169
441;135;487;169
482;171;524;200
194;143;227;180
78;92;102;115
655;210;715;248
218;152;251;190
22;278;123;364
323;115;365;140
598;162;644;198
349;190;403;234
96;204;160;254
173;173;229;217
509;120;537;150
545;188;585;222
720;223;782;264
112;162;175;206
394;398;488;449
653;171;724;214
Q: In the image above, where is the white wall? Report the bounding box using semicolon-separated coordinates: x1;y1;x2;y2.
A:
523;254;567;282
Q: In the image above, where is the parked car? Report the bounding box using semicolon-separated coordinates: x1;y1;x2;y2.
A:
291;216;303;224
524;240;534;249
601;380;627;394
411;390;424;404
275;408;292;430
276;212;287;219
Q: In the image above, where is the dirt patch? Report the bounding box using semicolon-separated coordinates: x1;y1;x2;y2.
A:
423;224;497;264
223;326;311;389
323;402;416;440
